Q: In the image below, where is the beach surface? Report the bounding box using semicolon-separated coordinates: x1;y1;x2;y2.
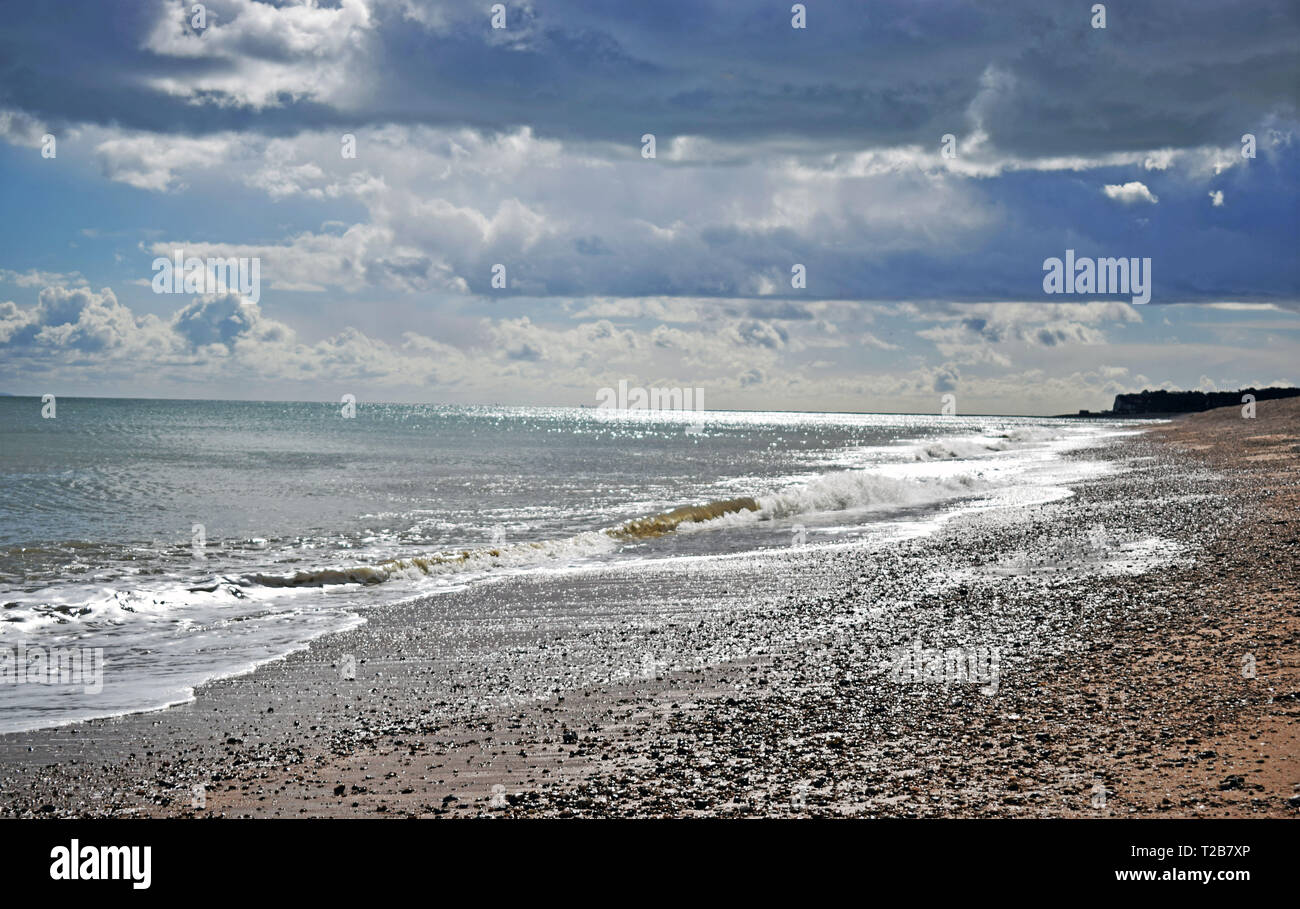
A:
2;400;1297;818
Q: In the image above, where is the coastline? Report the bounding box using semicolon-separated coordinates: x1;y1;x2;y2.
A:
1;400;1296;818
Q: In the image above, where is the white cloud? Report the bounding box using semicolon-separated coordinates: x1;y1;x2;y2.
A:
1102;182;1159;205
142;0;375;109
0;269;87;288
95;134;241;191
913;301;1143;365
0;108;49;146
147;223;469;295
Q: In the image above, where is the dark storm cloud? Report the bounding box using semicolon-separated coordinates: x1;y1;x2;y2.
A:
3;0;1296;155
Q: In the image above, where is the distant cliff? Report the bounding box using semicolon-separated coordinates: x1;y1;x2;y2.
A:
1110;387;1300;415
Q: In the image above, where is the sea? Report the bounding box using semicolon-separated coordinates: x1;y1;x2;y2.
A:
0;396;1135;733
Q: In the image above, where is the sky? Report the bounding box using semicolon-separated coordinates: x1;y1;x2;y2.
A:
0;0;1297;414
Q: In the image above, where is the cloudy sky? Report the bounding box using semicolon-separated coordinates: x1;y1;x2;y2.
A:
1;0;1297;414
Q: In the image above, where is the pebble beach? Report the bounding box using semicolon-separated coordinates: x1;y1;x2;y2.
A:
2;399;1296;819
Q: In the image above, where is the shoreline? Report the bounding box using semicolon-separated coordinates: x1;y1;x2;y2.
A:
1;400;1296;818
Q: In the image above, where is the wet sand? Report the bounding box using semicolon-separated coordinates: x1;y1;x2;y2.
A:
2;399;1296;817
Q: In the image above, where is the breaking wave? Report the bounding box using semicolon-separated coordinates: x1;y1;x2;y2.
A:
247;468;984;588
907;428;1063;462
757;469;981;518
611;497;760;539
243;530;620;588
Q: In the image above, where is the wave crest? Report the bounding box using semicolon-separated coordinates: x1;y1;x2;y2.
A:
610;497;760;539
